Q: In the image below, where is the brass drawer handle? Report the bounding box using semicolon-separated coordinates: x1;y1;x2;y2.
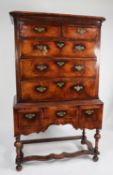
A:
84;110;94;116
56;41;65;48
56;61;65;67
24;113;36;120
74;44;85;51
36;86;47;93
56;81;65;88
73;64;84;72
56;111;67;117
34;44;49;54
76;28;87;35
72;84;84;92
36;64;48;72
34;26;46;33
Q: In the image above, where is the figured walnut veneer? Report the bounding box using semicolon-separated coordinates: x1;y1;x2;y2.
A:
10;11;105;171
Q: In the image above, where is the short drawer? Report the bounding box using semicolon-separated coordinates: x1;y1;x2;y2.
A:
20;78;97;102
20;24;61;38
18;108;43;135
20;59;97;79
62;26;99;40
20;40;97;58
79;105;103;129
43;104;78;128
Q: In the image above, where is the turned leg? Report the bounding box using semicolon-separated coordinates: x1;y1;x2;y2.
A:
20;144;24;159
14;136;23;171
81;129;87;144
93;129;101;162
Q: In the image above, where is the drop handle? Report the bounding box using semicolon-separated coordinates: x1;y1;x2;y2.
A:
56;81;65;88
56;111;67;117
84;110;94;116
72;84;84;92
34;44;49;54
56;42;65;48
56;61;65;67
35;86;47;93
73;64;84;72
36;64;48;72
33;26;46;33
76;28;87;35
74;44;85;51
24;113;36;120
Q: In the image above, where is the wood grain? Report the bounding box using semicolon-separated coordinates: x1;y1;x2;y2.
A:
10;11;105;170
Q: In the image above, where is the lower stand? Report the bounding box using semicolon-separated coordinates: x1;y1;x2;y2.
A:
14;129;100;171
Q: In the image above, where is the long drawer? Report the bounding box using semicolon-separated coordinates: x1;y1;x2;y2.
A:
20;40;97;58
20;58;97;79
20;78;97;102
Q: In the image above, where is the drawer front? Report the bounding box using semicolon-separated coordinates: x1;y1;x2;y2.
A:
20;40;97;58
18;108;43;135
79;105;103;129
43;105;78;128
20;24;61;38
62;26;99;40
20;59;97;79
20;78;97;102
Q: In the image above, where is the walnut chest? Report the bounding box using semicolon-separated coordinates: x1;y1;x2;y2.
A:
10;11;105;171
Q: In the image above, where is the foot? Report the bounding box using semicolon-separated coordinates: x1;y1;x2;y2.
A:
93;155;99;162
16;165;22;171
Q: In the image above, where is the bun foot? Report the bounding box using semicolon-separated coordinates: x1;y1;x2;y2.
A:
93;155;99;162
16;165;22;171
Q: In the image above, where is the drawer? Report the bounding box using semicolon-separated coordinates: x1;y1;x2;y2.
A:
79;105;103;129
20;24;61;38
20;40;97;58
62;26;99;40
20;59;97;79
43;104;78;129
18;107;43;135
20;78;97;102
